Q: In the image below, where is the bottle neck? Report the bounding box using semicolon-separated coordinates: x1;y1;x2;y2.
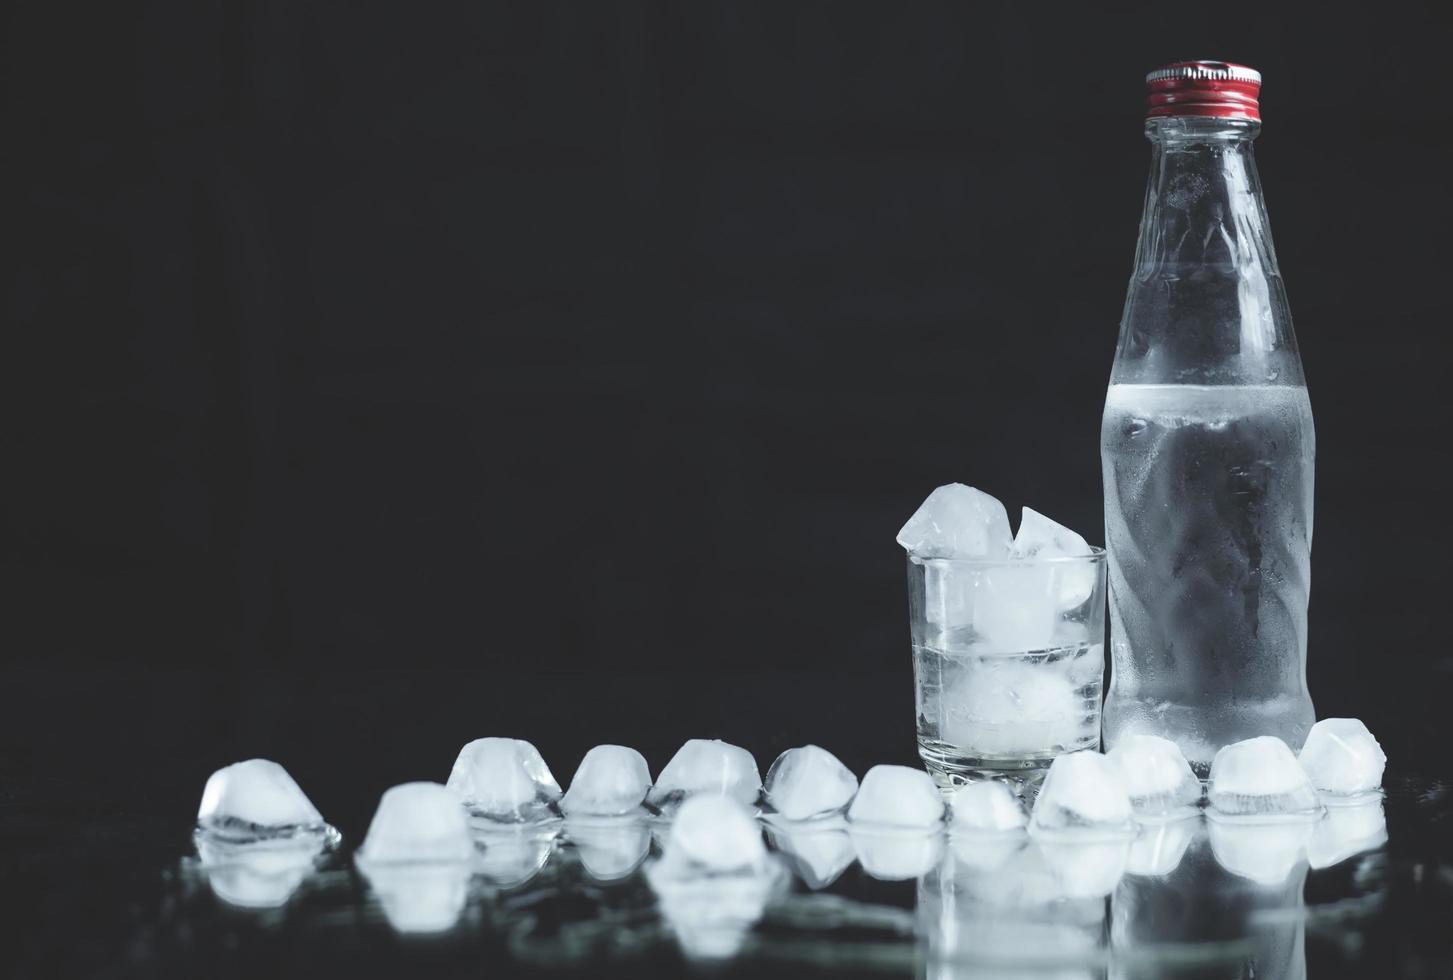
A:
1113;115;1303;387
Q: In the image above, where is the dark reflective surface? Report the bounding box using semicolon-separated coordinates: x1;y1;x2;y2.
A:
4;670;1452;978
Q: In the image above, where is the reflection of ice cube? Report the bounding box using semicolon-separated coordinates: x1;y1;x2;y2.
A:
357;782;474;864
1011;507;1098;609
566;817;652;881
762;745;858;821
766;823;855;889
361;864;472;933
561;745;652;816
473;827;557;887
847;765;946;829
949;830;1025;872
1029;753;1135;839
446;738;562;823
950;780;1027;832
1207;818;1312;885
943;660;1082;757
645;858;786;961
1124;816;1196;876
1298;719;1386;800
850;827;944;880
195;836;323;909
647;739;761;812
897;484;1012;559
196;759;327;841
1306;799;1387;870
1207;737;1321;819
1037;838;1129;898
972;563;1059;652
1107;734;1203;819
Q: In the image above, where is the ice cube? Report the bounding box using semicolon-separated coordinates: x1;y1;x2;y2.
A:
664;795;767;873
446;737;562;823
473;827;558;886
971;563;1060;652
195;836;322;909
1106;734;1203;818
897;484;1012;559
1011;507;1098;609
761;745;859;822
1028;752;1136;839
850;826;945;881
1125;817;1196;877
1207;819;1311;884
357;782;475;865
196;759;327;841
1297;718;1386;800
561;744;652;817
567;817;651;881
1306;799;1387;870
1206;736;1321;819
846;765;946;829
765;824;855;889
647;739;761;812
943;660;1082;757
949;780;1027;832
921;560;975;632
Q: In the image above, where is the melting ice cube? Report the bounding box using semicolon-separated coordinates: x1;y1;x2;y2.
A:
561;744;652;816
1206;736;1321;819
196;759;328;841
897;484;1013;559
846;765;946;829
446;737;562;823
1297;718;1386;800
949;780;1027;833
1028;752;1135;839
1107;734;1203;818
357;782;475;865
647;739;762;812
1010;506;1098;609
761;745;859;822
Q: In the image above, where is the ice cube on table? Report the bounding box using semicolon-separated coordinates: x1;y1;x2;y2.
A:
1028;752;1136;839
1297;718;1386;800
647;739;761;812
357;782;475;865
1107;734;1204;818
846;765;946;829
196;759;328;841
942;660;1082;757
949;780;1027;832
1011;507;1098;609
1307;798;1387;870
561;744;652;817
1207;736;1321;819
897;484;1012;559
663;795;767;873
446;737;562;823
762;745;859;822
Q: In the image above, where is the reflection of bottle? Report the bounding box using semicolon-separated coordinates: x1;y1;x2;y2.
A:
1110;820;1306;979
1102;62;1315;771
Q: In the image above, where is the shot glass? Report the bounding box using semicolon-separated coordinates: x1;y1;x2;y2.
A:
906;550;1107;788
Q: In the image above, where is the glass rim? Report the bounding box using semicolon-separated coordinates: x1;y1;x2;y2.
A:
907;547;1106;568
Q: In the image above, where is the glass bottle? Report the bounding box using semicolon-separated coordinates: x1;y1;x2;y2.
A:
1101;62;1315;772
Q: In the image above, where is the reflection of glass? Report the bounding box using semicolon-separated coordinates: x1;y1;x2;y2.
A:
917;838;1110;978
1111;820;1306;980
195;836;324;909
766;823;855;890
565;817;651;882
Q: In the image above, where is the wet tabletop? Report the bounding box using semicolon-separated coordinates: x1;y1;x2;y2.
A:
4;668;1452;979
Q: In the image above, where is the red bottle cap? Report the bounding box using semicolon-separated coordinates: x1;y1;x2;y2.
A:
1146;61;1261;122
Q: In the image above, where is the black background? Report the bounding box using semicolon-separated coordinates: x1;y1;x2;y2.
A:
6;0;1453;847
